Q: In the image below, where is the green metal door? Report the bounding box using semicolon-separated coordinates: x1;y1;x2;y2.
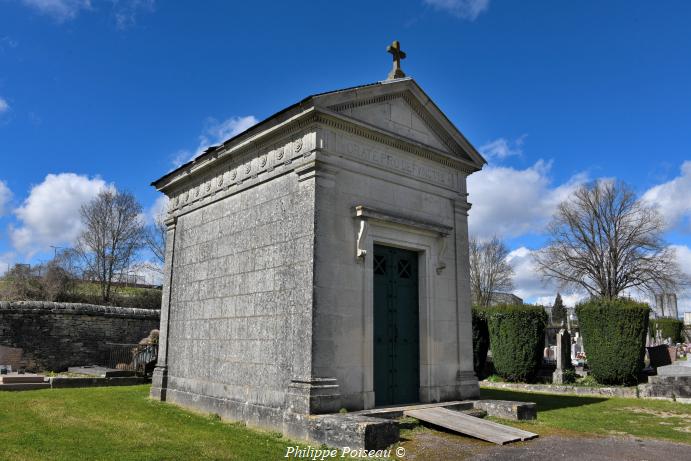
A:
373;245;420;406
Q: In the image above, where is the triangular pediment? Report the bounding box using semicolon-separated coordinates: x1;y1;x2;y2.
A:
313;79;486;168
333;95;449;152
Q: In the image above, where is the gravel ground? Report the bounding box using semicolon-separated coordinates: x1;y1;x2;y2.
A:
399;430;691;461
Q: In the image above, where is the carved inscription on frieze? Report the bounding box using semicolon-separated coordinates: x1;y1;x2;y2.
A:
326;130;456;189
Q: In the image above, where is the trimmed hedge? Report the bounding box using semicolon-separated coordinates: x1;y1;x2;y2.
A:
486;304;547;382
472;308;490;378
576;298;649;385
649;317;684;344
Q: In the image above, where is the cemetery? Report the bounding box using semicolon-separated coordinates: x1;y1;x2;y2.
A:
2;39;691;459
1;3;691;459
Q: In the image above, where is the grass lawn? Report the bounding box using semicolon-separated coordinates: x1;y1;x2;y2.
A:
0;385;300;461
480;387;691;443
1;385;689;461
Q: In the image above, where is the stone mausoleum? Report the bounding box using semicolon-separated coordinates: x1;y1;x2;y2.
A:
151;45;486;441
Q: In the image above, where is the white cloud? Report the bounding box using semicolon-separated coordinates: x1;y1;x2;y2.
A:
670;244;691;279
642;161;691;232
535;294;586;309
21;0;92;22
424;0;490;20
480;135;526;160
468;160;587;239
0;98;9;113
20;0;154;27
0;180;12;216
0;252;15;276
112;0;155;29
669;244;691;316
10;173;111;256
506;246;587;307
172;115;258;167
0;37;19;51
128;260;163;285
148;195;168;224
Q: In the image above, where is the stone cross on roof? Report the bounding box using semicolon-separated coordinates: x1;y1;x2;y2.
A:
386;40;406;80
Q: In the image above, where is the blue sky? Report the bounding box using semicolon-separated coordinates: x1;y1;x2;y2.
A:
1;1;690;311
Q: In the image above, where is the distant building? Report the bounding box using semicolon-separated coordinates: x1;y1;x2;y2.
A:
653;293;678;318
684;312;691;326
489;292;523;306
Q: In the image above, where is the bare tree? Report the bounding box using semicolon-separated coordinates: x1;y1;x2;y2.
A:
75;190;146;302
144;206;167;268
469;236;514;307
535;180;686;300
39;249;80;301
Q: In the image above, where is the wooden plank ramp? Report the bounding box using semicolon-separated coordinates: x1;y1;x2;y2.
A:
404;407;538;445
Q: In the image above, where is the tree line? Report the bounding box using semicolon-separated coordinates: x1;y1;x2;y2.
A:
470;180;687;313
1;190;166;308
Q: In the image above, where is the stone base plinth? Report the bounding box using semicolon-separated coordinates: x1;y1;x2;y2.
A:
150;366;168;401
285;377;342;414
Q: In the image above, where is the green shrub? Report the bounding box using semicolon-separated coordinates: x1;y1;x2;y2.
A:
485;304;547;382
576;298;649;386
561;368;577;384
649;317;684;343
575;374;600;388
472;307;490;378
485;374;503;383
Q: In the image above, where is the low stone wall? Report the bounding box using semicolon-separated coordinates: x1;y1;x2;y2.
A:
480;381;639;398
0;301;160;372
49;376;150;388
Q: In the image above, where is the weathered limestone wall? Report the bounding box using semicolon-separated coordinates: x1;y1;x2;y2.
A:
162;171;315;426
0;301;160;371
312;127;478;409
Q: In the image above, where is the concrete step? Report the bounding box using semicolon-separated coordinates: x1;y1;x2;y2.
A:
0;382;50;391
404;407;538;445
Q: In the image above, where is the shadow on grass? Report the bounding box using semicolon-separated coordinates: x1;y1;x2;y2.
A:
480;388;608;411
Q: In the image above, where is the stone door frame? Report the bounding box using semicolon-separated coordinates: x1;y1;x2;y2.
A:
361;219;447;409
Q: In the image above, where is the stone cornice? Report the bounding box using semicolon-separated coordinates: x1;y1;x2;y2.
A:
158;106;479;218
454;198;472;216
353;205;452;236
156;104;480;194
154;108;320;193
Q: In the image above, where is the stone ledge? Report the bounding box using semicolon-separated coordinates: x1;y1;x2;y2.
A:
480;381;639;398
0;382;50;391
284;413;399;451
49;377;150;388
472;399;537;421
0;301;160;320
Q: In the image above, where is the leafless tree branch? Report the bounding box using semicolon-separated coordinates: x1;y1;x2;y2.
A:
74;190;146;302
534;180;687;300
469;235;514;307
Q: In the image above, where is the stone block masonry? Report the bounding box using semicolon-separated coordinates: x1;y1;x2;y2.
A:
150;76;487;448
0;301;160;371
160;171;317;427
